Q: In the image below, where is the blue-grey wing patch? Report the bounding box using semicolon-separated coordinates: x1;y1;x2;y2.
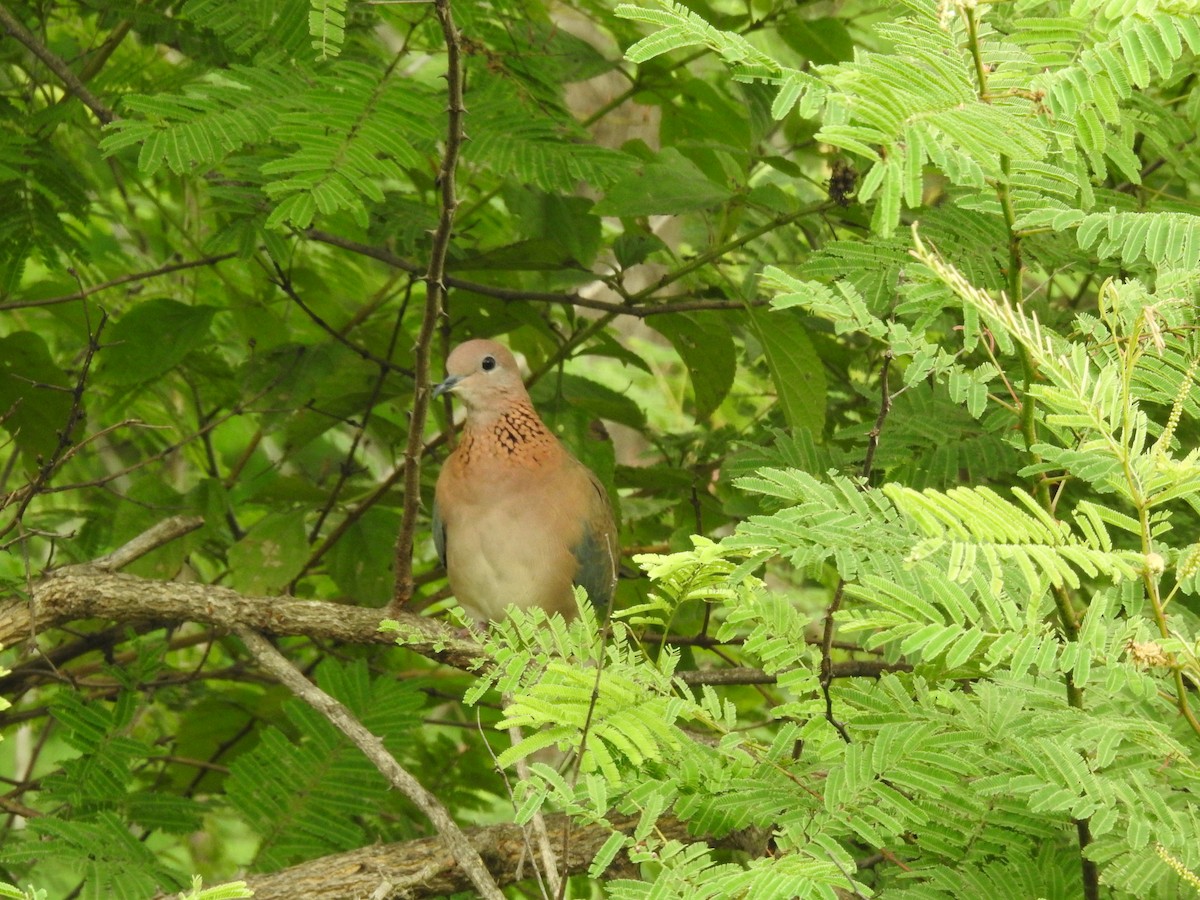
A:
571;526;614;608
570;474;617;608
432;496;447;568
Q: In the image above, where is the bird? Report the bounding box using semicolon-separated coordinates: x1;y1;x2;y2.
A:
430;339;619;624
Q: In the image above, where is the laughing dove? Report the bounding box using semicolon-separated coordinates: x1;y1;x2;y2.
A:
431;339;619;624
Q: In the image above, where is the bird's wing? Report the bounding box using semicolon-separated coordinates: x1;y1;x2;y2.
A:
431;493;447;568
569;469;618;608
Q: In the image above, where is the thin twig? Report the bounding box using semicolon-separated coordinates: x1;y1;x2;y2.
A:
0;795;41;820
0;312;107;541
308;208;825;319
299;446;428;579
818;580;852;742
820;349;895;743
0;379;273;510
0;418;144;507
0;254;238;311
391;0;467;610
479;710;551;895
76;18;133;84
642;631;879;654
507;717;561;898
90;515;204;571
679;660;908;686
307;292;410;544
235;627;505;900
268;260;413;378
860;351;893;483
309;228;762;317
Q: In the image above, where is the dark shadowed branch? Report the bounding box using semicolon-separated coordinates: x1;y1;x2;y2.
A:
391;0;468;610
307;228;777;318
0;254;238;311
0;2;116;124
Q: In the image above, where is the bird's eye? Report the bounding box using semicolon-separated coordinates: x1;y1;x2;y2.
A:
481;355;496;372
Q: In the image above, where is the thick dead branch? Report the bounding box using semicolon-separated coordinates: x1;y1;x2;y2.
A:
4;569;479;669
5;569;904;684
241;811;696;900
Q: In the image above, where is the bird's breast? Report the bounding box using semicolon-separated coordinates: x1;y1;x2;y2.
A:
436;461;591;622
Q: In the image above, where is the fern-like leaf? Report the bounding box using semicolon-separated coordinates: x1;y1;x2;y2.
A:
309;0;345;60
225;660;424;869
726;470;917;579
885;483;1146;593
467;82;632;192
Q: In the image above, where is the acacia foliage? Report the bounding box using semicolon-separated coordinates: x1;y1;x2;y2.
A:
1;0;1200;897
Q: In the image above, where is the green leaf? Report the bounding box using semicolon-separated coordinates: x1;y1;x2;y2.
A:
503;190;603;267
534;373;647;431
778;15;854;64
225;661;423;869
650;313;738;420
594;149;734;216
614;231;668;268
591;830;629;878
329;508;399;605
227;512;308;595
126;791;205;833
454;239;575;272
309;0;345;59
177;877;255;900
112;478;192;579
747;308;827;435
103;300;219;386
14;811;185;897
0;331;74;464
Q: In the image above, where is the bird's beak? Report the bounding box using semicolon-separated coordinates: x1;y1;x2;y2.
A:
432;374;462;399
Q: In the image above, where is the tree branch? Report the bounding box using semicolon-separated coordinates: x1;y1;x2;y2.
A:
9;570;899;671
235;626;505;900
860;350;893;485
240;811;699;899
3;569;479;669
2;564;907;707
391;0;466;609
306;229;771;318
0;254;238;311
678;660;908;686
818;348;896;744
818;580;853;743
0;3;116;124
268;260;413;378
0;311;107;544
90;515;205;571
307;289;411;546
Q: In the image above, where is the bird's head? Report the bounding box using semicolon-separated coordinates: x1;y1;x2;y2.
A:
433;339;528;413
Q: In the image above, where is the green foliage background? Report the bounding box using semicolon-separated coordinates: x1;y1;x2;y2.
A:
1;0;1200;896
